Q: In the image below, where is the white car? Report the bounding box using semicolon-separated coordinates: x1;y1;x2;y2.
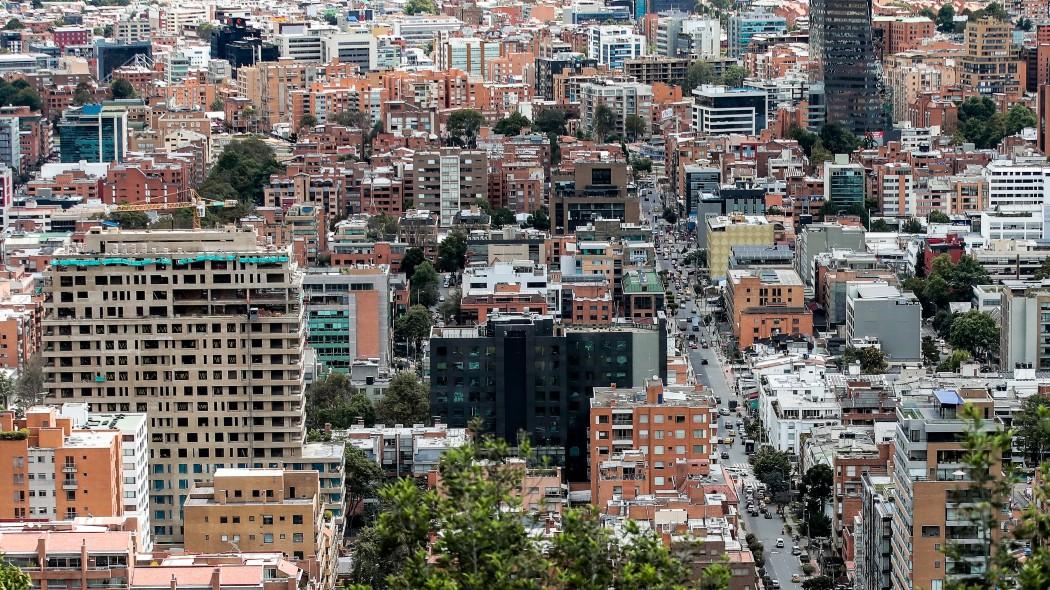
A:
776;538;785;548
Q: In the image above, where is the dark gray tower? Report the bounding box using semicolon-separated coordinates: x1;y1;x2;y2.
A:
810;0;884;134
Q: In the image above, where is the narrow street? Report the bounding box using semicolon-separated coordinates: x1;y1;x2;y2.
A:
653;208;804;590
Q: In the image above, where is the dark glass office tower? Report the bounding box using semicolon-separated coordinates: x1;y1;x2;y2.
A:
810;0;883;134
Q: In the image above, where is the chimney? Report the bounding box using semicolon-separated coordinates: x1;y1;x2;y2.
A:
170;574;178;590
211;567;221;590
645;378;663;404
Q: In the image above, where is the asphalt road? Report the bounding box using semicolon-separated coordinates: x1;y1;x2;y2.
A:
660;230;803;590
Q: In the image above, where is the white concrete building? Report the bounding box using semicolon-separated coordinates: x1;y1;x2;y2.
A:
580;78;653;139
980;208;1048;241
587;25;647;70
463;260;562;314
691;85;768;136
983;158;1050;211
341;423;469;477
758;364;841;453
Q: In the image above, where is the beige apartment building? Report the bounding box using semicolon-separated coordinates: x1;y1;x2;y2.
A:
41;228;306;546
183;468;335;589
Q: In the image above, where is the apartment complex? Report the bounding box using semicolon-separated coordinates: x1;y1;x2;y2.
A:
845;282;921;361
1000;279;1050;370
302;267;393;373
183;469;335;588
589;379;716;507
42;229;306;545
343;422;469;478
411;149;487;227
961;18;1021;97
705;214;775;280
0;526;135;589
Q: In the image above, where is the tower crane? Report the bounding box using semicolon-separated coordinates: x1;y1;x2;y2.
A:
113;189;236;230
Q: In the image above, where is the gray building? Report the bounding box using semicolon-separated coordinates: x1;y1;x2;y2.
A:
303;268;393;373
854;473;895;590
794;222;866;286
729;245;794;270
1000;279;1050;371
845;282;921;361
684;165;720;217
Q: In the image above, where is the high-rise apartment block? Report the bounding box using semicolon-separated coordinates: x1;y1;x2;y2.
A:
410;149;487;227
42;229;306;545
961;18;1021;97
810;0;883;133
303;267;393;373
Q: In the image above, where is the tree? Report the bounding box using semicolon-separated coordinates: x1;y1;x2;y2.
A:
446;109;484;147
766;206;783;215
842;346;887;373
683;249;707;267
590;104;616;142
751;446;792;487
683;60;718;93
1014;394;1050;465
957;96;1008;149
299;114;317;129
938;348;972;372
110;79;135;99
936;4;956;33
787;125;818;156
799;464;833;509
624;114;647;141
344;445;384;518
810;138;832;168
196;22;217;42
404;0;438;14
928;210;950;223
438;288;460;323
72;82;93;106
199;137;280;210
1034;257;1050;280
305;372;360;430
209;97;224;111
323;12;339;25
1006;104;1037;136
819;122;861;155
490;208;516;228
631;156;652;173
526;207;550;231
869;219;890;231
493;112;531;136
332;109;368;128
720;64;748;87
0;556;30;590
3;19;23;30
1017;16;1034;31
394;305;432;358
437;230;467;272
803;576;835;590
13;354;43;413
366;213;399;240
400;247;425;279
409;262;439;307
662;207;678;224
901;217;924;233
378;371;430;426
0;79;41;111
547;508;618;589
947;310;999;358
922;335;941;366
533;109;568;136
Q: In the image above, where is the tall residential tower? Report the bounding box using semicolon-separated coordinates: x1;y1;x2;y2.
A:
810;0;883;133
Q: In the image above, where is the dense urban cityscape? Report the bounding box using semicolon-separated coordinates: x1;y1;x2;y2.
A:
0;0;1046;588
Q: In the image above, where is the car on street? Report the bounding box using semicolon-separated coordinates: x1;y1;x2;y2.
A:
770;579;780;589
792;545;801;555
764;511;773;519
701;359;709;365
776;538;785;548
791;574;801;583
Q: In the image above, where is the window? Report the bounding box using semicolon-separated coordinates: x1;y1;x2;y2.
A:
262;515;273;525
922;525;941;538
292;515;303;525
293;533;304;543
263;533;274;544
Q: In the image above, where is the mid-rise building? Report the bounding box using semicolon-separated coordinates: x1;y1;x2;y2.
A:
758;364;841;453
960;18;1021;96
705;214;775;280
183;468;335;589
726;269;812;349
889;389;1003;590
825;154;867;209
460;260;556;324
429;315;666;479
589;379;716;508
1000;279;1050;370
795;222;867;286
303;267;393;373
411;149;487;227
42;229;306;545
551;160;639;235
854;473;895;590
0;526;135;588
845;282;921;361
437;37;501;79
587;25;647;70
691;86;768;136
57;104;128;163
343;422;469;478
580;78;653;139
983;158;1050;211
728;10;788;58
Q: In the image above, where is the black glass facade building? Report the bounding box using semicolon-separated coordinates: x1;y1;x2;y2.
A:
810;0;883;134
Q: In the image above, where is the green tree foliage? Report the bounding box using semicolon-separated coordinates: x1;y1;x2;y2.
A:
938;348;972;372
366;213;399;240
819;122;862;155
799;464;833;509
409;263;439;307
842;346;887;373
0;79;40;111
347;440;721;590
631;156;652;173
399;247;425;279
935;4;955;33
751;446;792;488
438;288;461;323
1013;395;1050;465
110;79;136;99
3;19;23;30
533;109;568;136
909;254;991;314
928;210;950;223
332;109;368;128
437;230;468;272
323;12;339;26
683;249;707;267
803;575;835;590
869;219;891;231
72;82;93;106
590;104;616;143
344;445;384;518
1006;104;1038;136
490;208;516;228
956;96;1007;149
446;109;484;147
901;217;924;233
624;114;647;141
209;97;224;111
662;207;678;224
394;304;433;357
377;372;430;425
947;310;999;358
304;373;376;430
404;0;438;14
810;138;833;168
1034;258;1050;280
199;137;280;210
787;125;818;157
299;114;317;128
493;112;531;136
526;207;550;231
720;64;748;87
922;335;941;366
683;60;718;93
196;22;216;41
0;555;30;590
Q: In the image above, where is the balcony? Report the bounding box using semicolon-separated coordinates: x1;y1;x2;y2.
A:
62;479;77;489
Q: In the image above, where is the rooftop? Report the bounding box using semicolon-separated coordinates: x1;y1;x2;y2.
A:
727;268;802;286
621;270;664;294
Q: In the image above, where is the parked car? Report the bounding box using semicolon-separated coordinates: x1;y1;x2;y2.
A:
792;545;802;556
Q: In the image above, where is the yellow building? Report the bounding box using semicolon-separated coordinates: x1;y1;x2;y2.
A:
183;469;336;589
705;214;775;280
